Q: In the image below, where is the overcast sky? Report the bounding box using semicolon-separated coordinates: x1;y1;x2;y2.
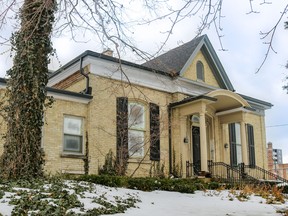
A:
0;1;287;163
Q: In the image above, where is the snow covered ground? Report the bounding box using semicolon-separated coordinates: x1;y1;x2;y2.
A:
0;180;287;216
110;189;288;216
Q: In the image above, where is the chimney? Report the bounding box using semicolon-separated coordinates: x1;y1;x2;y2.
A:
102;48;113;57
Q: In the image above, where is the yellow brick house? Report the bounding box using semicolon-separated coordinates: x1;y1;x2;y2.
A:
0;35;273;178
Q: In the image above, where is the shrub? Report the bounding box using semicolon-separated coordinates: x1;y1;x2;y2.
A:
207;182;220;190
78;175;128;188
76;175;198;194
99;150;117;176
127;178;159;191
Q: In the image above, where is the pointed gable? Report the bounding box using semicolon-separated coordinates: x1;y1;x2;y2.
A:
143;36;204;75
182;50;220;88
142;35;234;91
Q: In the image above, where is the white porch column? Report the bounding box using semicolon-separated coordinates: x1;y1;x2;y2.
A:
240;121;248;164
200;112;208;172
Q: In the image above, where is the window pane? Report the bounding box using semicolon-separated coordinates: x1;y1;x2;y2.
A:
64;135;82;153
128;130;144;157
196;61;204;81
64;117;82;135
128;103;145;129
235;123;241;144
236;144;242;164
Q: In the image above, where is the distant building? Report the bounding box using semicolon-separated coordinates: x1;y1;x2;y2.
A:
267;142;288;180
273;149;283;164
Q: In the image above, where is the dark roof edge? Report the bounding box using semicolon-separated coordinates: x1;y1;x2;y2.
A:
243;106;256;112
49;50;172;79
169;95;217;108
46;87;93;99
0;78;92;100
202;36;235;91
240;94;273;108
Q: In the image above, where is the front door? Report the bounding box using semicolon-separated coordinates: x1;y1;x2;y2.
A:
192;126;201;174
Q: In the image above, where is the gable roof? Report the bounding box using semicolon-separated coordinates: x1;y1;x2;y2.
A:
142;35;234;91
142;35;205;74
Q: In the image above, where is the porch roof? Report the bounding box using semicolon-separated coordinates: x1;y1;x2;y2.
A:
169;95;217;108
169;89;257;113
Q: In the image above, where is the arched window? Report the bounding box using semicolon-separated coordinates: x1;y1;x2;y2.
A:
116;97;160;161
128;102;146;157
191;115;200;123
196;61;205;81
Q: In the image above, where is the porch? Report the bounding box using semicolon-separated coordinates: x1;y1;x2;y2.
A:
169;89;265;176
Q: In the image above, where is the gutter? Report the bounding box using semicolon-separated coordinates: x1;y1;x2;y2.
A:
168;104;172;175
80;56;91;95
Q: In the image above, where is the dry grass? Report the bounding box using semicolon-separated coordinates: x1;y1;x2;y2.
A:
207;183;286;204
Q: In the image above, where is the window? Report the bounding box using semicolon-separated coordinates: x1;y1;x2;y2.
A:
116;97;160;161
229;123;242;166
247;124;255;167
63;116;83;154
128;103;145;157
196;61;205;81
191;115;200;123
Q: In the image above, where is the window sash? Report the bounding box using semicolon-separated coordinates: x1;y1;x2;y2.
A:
128;130;144;157
63;116;83;154
247;124;255;166
128;103;145;130
229;123;242;166
196;61;204;81
63;134;83;153
64;117;82;135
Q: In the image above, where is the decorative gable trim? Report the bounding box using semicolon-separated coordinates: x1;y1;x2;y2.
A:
179;35;234;91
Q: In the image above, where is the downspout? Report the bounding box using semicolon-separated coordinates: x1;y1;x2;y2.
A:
80;56;90;94
168;104;172;175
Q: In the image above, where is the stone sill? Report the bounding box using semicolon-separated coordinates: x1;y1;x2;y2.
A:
61;170;85;175
60;154;87;159
128;158;151;164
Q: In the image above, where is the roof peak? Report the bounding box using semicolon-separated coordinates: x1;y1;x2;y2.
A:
142;35;207;74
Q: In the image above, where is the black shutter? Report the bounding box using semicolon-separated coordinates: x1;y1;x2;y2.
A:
150;103;160;161
247;124;256;167
229;123;237;167
116;97;128;162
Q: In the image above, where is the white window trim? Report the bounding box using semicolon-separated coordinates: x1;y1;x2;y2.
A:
196;61;205;82
63;115;84;155
128;102;146;158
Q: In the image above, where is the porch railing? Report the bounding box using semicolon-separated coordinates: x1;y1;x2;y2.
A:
186;160;288;185
207;161;258;184
243;164;288;184
186;161;201;177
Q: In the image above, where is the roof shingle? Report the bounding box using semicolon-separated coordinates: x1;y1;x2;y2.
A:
142;35;205;74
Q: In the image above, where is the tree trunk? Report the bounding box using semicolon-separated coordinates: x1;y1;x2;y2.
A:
0;0;55;179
